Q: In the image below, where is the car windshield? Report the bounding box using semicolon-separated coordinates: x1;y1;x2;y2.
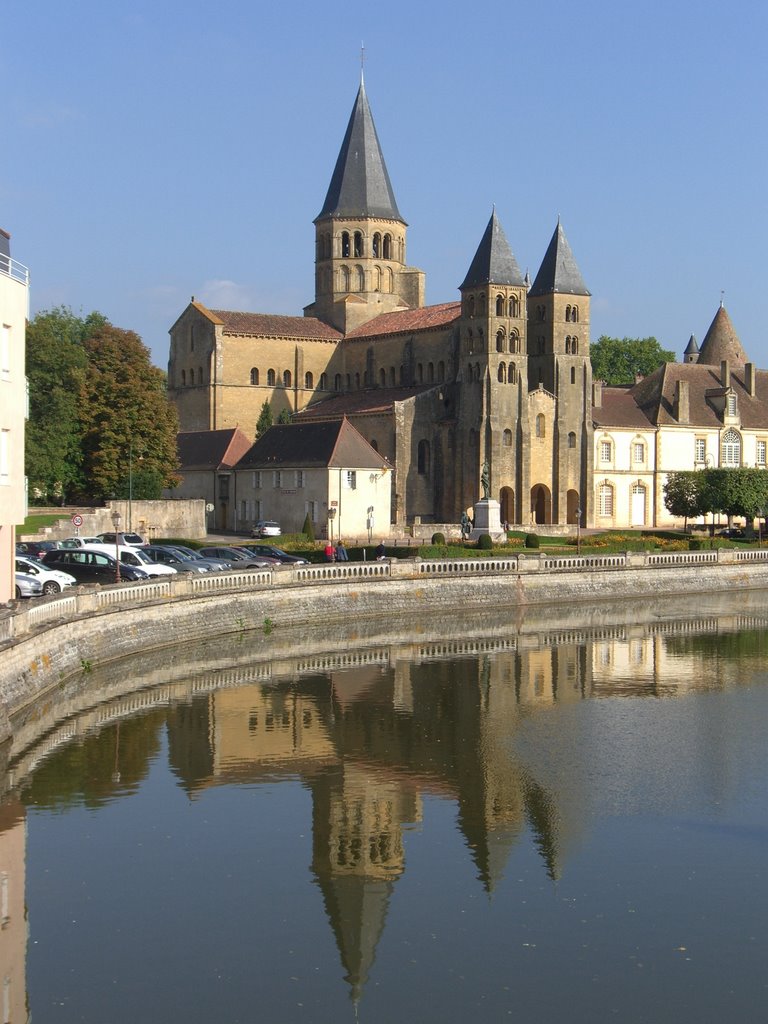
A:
128;549;154;564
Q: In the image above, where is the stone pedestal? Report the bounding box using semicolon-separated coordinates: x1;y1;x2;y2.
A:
471;499;502;538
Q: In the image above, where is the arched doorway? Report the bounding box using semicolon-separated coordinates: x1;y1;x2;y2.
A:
530;485;551;525
567;490;580;524
499;487;515;526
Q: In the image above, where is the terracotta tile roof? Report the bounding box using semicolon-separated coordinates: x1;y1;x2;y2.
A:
345;302;461;340
210;309;343;341
176;427;253;470
595;361;768;430
235;419;391;470
296;386;434;419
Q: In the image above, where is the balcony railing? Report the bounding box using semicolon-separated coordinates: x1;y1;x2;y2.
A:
0;253;29;285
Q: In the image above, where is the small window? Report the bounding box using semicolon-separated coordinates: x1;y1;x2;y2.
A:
341;231;350;257
536;414;545;438
190;368;195;385
695;437;706;463
568;432;577;449
570;366;576;384
383;234;392;259
253;471;262;489
598;482;614;517
305;371;313;389
503;429;513;447
467;296;475;317
267;369;276;387
354;231;363;257
727;393;737;416
319;373;328;390
372;232;381;257
600;439;612;463
509;295;519;317
758;440;767;466
250;368;259;385
379;368;386;387
181;370;186;386
273;470;282;488
343;470;357;489
496;329;505;353
509;363;517;384
498;363;506;383
633;442;645;464
334;374;342;391
295;470;304;488
496;295;505;316
283;370;291;388
438;361;445;382
218;475;230;500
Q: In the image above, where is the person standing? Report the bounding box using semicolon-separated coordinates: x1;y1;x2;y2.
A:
375;541;386;560
324;540;335;562
335;541;349;561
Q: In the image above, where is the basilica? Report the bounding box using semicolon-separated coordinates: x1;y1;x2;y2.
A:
168;78;768;534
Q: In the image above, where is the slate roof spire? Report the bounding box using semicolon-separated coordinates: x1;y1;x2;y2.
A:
529;220;590;297
696;303;748;365
316;79;402;222
459;209;524;290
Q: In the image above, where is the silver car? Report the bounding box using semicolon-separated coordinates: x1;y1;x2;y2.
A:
15;572;43;599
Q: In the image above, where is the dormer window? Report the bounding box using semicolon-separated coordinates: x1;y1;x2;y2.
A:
726;392;737;416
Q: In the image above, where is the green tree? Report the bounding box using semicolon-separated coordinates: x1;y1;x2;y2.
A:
78;324;179;500
702;468;768;522
256;400;273;438
25;308;91;503
663;471;706;527
590;336;675;385
277;408;292;424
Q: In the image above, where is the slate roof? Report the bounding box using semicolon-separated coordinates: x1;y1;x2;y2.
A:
459;210;525;290
209;309;342;342
296;386;434;419
316;79;402;222
594;361;768;430
529;221;590;297
684;334;699;357
696;304;748;365
176;427;253;471
235;419;391;470
345;302;461;340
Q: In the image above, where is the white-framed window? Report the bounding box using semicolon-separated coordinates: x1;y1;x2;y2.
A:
295;470;304;488
599;439;612;463
253;471;262;489
726;393;737;416
757;440;767;467
721;429;741;466
273;470;282;488
598;482;614;517
695;437;706;463
633;442;645;464
342;470;357;490
0;324;10;377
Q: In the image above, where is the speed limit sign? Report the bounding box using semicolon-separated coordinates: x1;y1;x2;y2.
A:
71;514;83;529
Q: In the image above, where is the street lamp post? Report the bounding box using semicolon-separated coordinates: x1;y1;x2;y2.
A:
111;509;122;583
128;441;133;533
575;506;582;556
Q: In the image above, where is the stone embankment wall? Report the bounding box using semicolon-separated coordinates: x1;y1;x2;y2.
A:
2;548;768;745
25;499;207;542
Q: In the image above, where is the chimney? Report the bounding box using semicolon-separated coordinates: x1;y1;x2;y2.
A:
674;379;689;423
592;380;603;408
721;360;730;388
746;362;756;397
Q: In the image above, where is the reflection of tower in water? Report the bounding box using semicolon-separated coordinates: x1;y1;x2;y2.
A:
0;800;26;1024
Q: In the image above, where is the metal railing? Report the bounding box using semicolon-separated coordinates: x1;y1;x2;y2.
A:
0;253;29;285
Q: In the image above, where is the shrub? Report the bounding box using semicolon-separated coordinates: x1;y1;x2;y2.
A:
525;533;540;549
477;533;493;550
431;532;446;545
302;514;315;541
688;538;702;551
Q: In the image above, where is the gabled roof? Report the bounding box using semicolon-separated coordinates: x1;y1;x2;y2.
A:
528;221;590;297
316;79;402;222
459;210;524;290
235;419;392;470
345;302;460;340
296;386;434;420
696;304;748;365
176;428;253;471
210;309;342;342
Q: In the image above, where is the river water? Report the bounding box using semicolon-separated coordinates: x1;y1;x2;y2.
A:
2;593;768;1023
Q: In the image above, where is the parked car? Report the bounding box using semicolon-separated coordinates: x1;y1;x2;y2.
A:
16;555;76;595
198;545;277;568
251;520;281;538
143;545;211;573
240;544;309;565
96;532;146;547
59;536;103;549
41;549;150;584
15;540;60;560
110;547;177;577
229;547;282;565
14;572;43;599
156;544;234;571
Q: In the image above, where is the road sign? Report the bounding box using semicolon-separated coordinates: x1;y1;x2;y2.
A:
205;503;215;512
71;514;83;528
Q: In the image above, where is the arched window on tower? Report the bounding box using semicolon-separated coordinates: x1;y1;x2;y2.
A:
568;431;577;448
341;232;350;257
496;329;505;353
319;372;328;390
418;439;431;475
509;330;519;353
334;373;342;391
199;366;203;383
572;305;579;323
355;372;360;389
379;368;386;387
283;370;292;388
428;362;434;382
571;366;576;384
479;293;487;314
340;266;350;291
572;337;578;354
496;294;505;316
386;268;394;292
250;368;259;385
181;370;186;386
498;362;506;383
536;414;545;438
509;295;520;317
467;295;475;317
373;265;381;291
565;305;572;322
354;231;363;257
503;428;513;447
190;368;195;385
372;232;381;257
509;363;517;384
346;374;351;390
438;361;445;382
390;366;396;386
417;363;423;383
305;371;313;389
355;265;364;291
399;365;405;385
467;363;473;382
267;368;276;387
383;234;392;259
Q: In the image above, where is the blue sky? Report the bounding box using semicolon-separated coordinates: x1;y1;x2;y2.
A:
3;0;767;370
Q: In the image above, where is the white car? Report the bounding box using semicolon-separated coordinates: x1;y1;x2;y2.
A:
252;520;281;538
15;572;43;599
97;532;146;547
60;536;103;549
15;555;76;595
113;547;177;577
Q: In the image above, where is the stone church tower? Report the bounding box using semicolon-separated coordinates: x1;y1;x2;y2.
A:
304;76;425;334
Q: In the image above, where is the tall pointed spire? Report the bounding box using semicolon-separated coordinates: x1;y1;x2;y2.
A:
459;210;524;290
529;221;590;297
316;81;402;222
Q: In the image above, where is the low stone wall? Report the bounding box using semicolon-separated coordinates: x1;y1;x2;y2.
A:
2;550;768;745
24;499;207;542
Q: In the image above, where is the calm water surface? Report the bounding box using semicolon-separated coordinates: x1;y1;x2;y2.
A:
3;602;768;1023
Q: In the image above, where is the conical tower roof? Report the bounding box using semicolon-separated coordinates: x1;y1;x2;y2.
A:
696;304;747;365
684;334;699;357
316;78;402;222
459;210;524;290
529;221;590;297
